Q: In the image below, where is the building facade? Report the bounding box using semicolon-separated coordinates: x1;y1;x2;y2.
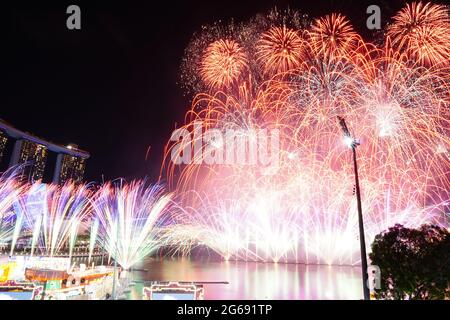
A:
53;152;87;185
0;119;89;184
0;130;7;164
9;139;48;182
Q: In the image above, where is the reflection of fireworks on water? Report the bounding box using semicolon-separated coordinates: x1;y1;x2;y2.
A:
163;2;450;265
93;181;173;270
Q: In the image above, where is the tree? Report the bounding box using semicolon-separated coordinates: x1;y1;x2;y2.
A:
369;224;449;300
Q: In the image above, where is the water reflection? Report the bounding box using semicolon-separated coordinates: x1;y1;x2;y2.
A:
130;258;363;300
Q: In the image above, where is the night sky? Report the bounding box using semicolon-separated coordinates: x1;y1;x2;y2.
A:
2;0;407;183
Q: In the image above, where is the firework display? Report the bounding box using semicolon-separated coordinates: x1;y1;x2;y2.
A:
0;170;24;245
0;177;174;270
93;181;173;270
162;2;450;265
12;182;92;257
256;26;304;75
0;2;448;269
200;39;249;90
387;1;450;66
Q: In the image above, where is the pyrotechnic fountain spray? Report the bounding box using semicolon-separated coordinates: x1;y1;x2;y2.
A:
0;170;25;248
9;211;24;256
12;182;92;257
88;218;99;263
68;218;79;261
93;181;173;270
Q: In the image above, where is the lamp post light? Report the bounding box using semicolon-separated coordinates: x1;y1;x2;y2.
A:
337;116;371;300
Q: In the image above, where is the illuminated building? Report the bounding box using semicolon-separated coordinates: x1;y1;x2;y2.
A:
0;130;7;163
0;119;89;183
53;145;87;184
10;139;48;182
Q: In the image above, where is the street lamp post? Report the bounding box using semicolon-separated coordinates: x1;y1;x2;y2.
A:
337;116;371;300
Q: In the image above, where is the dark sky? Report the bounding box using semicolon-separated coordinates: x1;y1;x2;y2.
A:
2;0;408;183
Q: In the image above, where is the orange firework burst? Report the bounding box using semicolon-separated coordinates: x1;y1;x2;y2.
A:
256;26;304;75
200;39;248;90
308;13;361;58
387;1;450;66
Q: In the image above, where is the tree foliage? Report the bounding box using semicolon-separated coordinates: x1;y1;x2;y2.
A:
369;224;449;300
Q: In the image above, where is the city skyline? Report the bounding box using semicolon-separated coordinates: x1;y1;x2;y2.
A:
0;119;89;184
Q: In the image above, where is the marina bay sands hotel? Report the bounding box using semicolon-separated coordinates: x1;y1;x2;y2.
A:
0;119;89;184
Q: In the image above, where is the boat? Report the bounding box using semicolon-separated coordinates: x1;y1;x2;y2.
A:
1;256;117;300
